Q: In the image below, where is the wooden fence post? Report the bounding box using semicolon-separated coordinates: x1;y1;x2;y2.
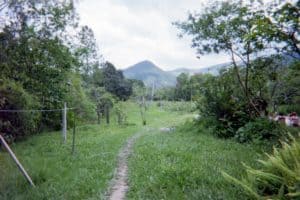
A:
71;113;76;155
62;102;67;143
0;135;35;187
105;105;110;124
97;112;101;125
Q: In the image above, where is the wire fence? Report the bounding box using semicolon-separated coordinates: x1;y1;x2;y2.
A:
0;104;78;144
0;108;76;113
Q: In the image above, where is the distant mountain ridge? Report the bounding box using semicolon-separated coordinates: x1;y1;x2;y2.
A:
123;54;299;87
123;60;231;87
167;62;231;77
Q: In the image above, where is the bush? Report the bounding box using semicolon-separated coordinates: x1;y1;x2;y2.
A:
223;134;300;199
67;74;97;125
114;103;128;125
235;118;286;144
277;104;300;115
0;79;41;142
163;101;196;112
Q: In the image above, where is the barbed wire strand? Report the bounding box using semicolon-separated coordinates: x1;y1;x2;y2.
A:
0;108;76;113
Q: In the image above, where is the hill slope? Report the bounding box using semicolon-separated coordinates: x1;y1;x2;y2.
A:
123;60;176;87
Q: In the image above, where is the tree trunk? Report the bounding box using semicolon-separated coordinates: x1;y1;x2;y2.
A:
229;47;261;116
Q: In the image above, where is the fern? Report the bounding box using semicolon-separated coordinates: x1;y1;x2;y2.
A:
223;134;300;200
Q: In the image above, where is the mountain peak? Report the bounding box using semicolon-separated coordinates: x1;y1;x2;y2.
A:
123;60;176;87
131;60;158;70
139;60;154;65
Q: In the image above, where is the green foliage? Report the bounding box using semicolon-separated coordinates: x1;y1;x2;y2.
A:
114;103;128;125
175;73;191;101
254;1;300;56
66;73;97;123
0;79;41;142
103;62;133;100
276;61;300;107
129;79;146;99
223;135;300;199
176;0;299;124
176;0;299;58
0;0;110;139
75;26;101;76
155;87;176;101
277;105;300;115
195;69;252;138
176;0;299;142
0;0;81;136
235;118;286;144
162;101;196;113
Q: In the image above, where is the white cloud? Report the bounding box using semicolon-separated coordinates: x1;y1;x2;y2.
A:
77;0;231;70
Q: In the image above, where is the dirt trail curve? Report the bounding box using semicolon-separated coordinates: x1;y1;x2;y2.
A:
107;133;141;200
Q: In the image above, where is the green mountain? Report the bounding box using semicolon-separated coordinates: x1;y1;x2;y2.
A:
123;60;234;87
123;60;176;87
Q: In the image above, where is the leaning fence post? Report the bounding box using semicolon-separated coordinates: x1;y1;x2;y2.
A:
62;102;67;143
0;135;35;187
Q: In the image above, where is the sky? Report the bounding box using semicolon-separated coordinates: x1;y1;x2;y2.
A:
77;0;231;70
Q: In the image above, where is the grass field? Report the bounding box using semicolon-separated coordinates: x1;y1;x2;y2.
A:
0;102;142;200
127;122;264;200
0;102;264;199
0;102;191;199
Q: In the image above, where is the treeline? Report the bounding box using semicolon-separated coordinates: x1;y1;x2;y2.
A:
0;1;135;142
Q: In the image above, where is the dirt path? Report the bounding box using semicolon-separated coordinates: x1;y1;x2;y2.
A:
107;133;140;200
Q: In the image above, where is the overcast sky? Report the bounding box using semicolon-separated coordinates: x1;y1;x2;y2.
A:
77;0;231;70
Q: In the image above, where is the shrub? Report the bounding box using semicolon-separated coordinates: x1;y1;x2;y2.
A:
223;134;300;199
0;79;41;142
235;118;286;144
67;74;97;125
114;103;128;125
163;101;196;112
277;104;300;115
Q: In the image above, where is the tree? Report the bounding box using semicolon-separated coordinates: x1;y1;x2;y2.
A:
252;1;300;58
128;79;145;98
175;73;191;101
0;0;101;138
175;0;299;116
0;0;80;128
103;62;132;100
74;26;102;77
